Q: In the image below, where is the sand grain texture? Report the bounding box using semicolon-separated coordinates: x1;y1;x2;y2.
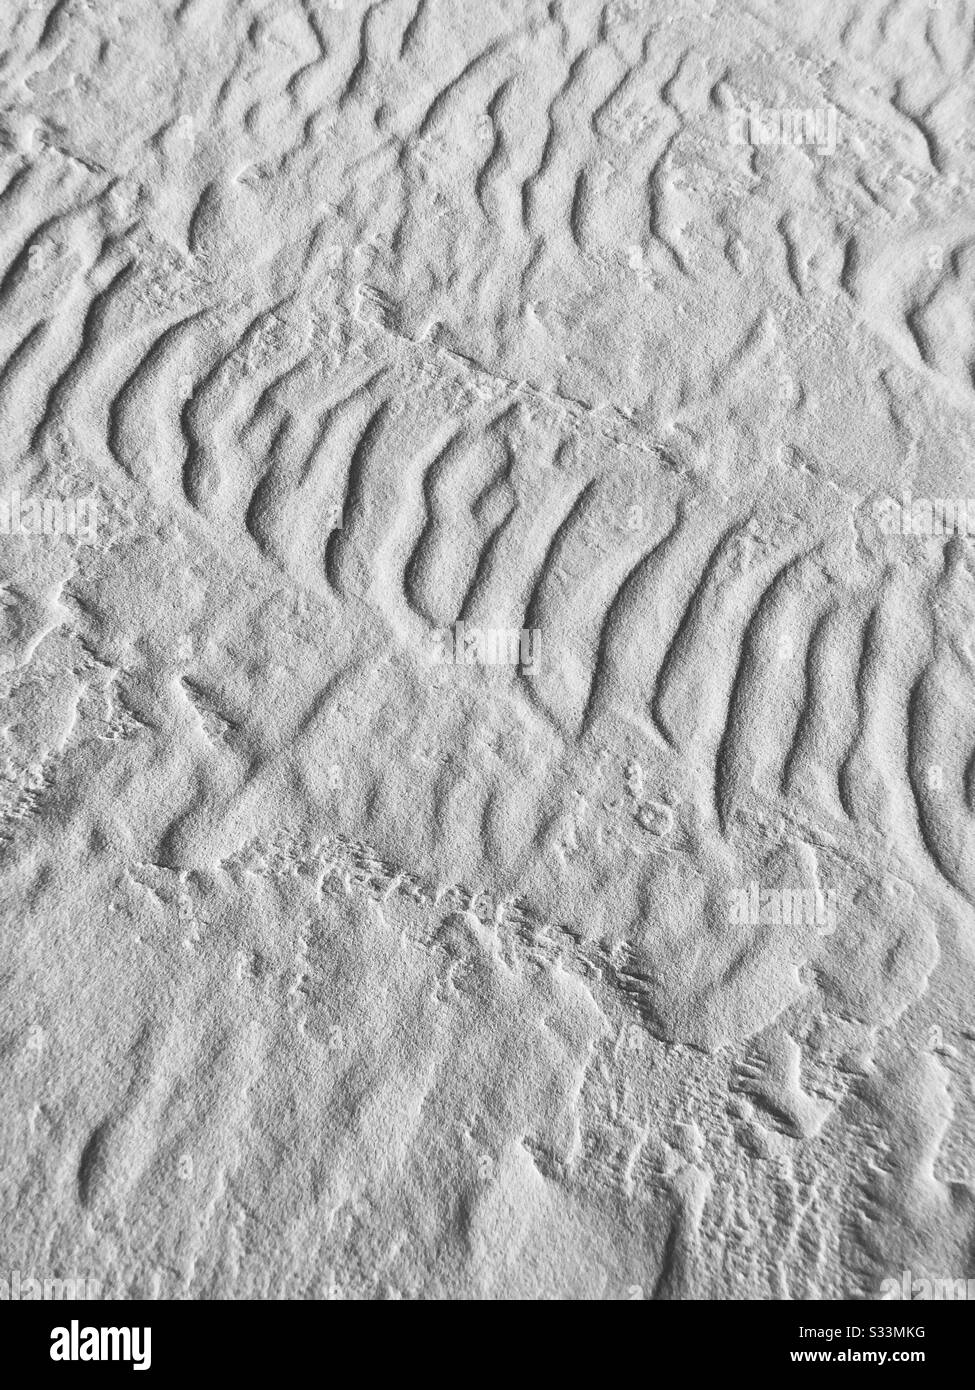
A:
1;0;975;1300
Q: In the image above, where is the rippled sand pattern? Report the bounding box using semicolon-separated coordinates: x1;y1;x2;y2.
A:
2;0;975;1299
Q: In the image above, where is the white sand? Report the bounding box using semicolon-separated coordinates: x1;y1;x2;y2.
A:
1;0;975;1300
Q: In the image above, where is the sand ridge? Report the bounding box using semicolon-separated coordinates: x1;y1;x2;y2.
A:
1;0;975;1301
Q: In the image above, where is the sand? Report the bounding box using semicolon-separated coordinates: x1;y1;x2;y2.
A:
1;0;974;1301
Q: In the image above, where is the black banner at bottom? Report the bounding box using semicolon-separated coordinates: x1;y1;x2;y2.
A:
0;1299;966;1377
